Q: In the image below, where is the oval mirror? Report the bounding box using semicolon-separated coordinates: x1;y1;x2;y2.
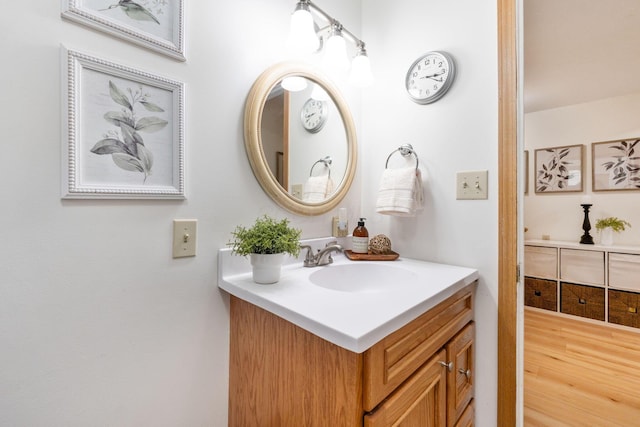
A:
244;62;357;215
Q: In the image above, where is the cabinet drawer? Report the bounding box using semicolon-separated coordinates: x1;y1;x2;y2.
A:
609;253;640;292
560;249;604;285
524;277;557;311
524;246;557;279
560;282;605;321
608;289;640;329
363;283;475;412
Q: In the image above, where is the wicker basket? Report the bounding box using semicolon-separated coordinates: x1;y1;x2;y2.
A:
609;289;640;328
524;277;557;311
560;282;605;321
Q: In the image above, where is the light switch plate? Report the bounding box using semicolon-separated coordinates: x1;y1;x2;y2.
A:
173;219;197;258
291;184;303;199
456;170;488;200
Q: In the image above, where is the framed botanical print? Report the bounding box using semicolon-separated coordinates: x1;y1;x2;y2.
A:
61;0;186;61
592;138;640;191
534;144;584;193
62;47;185;199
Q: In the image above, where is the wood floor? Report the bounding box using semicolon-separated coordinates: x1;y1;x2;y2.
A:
524;307;640;426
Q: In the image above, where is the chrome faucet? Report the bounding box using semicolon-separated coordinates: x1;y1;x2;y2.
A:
300;241;343;267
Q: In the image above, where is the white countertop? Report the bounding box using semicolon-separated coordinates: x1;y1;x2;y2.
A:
218;243;478;353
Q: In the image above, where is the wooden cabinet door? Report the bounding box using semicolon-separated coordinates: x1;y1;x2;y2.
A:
364;349;447;427
454;400;474;427
446;322;474;427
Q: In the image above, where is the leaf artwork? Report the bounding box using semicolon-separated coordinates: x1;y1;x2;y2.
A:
600;139;640;189
90;80;167;182
536;147;577;192
100;0;165;24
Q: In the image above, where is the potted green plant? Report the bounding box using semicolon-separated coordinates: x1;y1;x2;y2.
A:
595;217;631;246
228;215;302;284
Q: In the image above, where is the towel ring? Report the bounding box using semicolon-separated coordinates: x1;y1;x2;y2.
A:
309;156;332;178
385;144;419;170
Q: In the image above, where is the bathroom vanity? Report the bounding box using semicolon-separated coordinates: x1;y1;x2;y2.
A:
218;244;478;426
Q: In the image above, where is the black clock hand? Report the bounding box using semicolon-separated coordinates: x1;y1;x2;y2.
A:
420;70;445;79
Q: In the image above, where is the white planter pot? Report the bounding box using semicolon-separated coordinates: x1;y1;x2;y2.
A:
250;253;286;284
600;228;614;246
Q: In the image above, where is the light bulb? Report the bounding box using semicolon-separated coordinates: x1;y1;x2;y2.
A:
349;51;374;87
286;6;319;55
281;76;308;92
322;30;350;79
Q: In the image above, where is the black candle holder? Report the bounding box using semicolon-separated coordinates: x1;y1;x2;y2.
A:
580;204;594;245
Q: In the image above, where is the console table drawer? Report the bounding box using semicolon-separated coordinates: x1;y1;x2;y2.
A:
609;253;640;292
560;282;605;321
524;246;557;279
560;249;604;285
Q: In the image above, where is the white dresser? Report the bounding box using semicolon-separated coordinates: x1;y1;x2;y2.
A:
524;239;640;328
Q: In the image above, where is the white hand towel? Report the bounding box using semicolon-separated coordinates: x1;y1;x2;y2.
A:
376;167;424;216
302;175;334;202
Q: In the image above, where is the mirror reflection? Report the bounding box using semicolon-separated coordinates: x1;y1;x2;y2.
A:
261;79;348;203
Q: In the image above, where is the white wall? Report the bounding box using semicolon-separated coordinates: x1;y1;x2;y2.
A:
525;92;640;245
361;1;498;426
1;0;499;426
0;1;361;426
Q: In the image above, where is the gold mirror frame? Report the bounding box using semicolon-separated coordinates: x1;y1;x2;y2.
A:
244;62;357;216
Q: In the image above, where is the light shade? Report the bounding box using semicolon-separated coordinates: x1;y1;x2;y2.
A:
311;83;330;101
322;30;350;78
281;76;308;92
349;51;374;87
286;7;320;55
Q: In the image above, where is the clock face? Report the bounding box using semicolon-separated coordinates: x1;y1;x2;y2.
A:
405;51;456;104
301;98;328;133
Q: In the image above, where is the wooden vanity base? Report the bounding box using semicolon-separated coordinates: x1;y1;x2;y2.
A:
228;282;476;427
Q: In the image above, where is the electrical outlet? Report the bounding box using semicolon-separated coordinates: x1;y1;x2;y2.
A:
456;170;488;200
173;219;197;258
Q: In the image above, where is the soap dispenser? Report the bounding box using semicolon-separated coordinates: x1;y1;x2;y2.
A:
352;218;369;254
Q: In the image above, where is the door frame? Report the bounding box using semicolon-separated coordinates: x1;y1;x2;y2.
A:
497;0;519;425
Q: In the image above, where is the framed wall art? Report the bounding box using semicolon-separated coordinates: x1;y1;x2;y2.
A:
534;144;584;193
592;138;640;191
62;46;185;199
61;0;185;61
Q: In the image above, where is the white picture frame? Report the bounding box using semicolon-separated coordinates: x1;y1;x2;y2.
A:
62;46;185;199
61;0;186;61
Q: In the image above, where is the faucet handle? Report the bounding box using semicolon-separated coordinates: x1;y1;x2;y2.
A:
300;244;316;267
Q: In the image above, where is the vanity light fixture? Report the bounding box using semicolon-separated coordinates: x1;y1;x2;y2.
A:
286;0;374;88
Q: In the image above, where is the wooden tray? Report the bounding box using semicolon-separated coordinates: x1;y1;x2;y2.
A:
344;250;399;261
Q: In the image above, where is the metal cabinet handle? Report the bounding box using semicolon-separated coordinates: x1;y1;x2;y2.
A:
458;368;471;379
439;361;453;371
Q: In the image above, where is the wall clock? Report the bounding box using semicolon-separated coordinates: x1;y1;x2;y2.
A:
300;98;328;133
405;51;456;104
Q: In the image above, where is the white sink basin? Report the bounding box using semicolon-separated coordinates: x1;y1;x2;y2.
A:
309;263;418;293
